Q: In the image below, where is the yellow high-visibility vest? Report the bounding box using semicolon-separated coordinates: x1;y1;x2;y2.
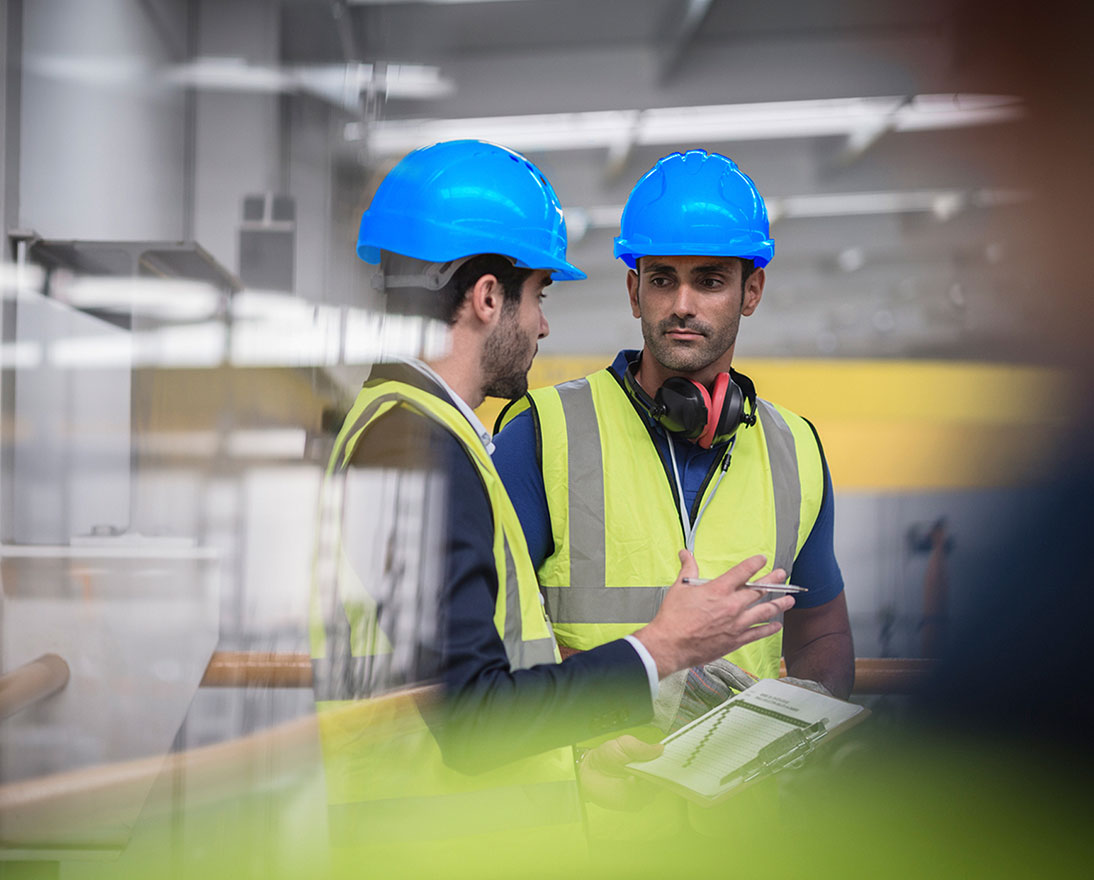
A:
310;378;581;862
498;368;824;679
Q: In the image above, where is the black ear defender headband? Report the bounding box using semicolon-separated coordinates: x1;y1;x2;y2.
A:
624;361;757;448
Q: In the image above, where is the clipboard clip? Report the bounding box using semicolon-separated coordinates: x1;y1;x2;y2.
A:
720;718;829;786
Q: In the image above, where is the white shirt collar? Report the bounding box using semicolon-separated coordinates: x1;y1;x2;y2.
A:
399;357;496;455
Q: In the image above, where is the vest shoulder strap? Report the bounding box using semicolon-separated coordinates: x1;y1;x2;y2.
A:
334;381;489;475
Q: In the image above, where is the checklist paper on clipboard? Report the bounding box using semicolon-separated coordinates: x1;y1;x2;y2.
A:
626;678;869;805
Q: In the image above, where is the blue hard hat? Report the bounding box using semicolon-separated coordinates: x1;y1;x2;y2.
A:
614;150;774;269
357;140;586;281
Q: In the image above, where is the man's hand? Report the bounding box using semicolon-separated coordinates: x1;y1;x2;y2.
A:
577;735;664;811
633;551;794;679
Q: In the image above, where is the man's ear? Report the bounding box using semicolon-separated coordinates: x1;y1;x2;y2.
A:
466;274;502;328
741;267;765;317
626;269;641;318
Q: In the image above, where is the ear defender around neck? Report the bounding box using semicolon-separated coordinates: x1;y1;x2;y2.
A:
624;362;757;448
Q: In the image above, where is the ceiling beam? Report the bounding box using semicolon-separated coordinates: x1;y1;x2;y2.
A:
658;0;716;84
331;1;361;63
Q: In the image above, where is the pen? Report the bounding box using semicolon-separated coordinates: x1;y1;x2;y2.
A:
680;578;808;593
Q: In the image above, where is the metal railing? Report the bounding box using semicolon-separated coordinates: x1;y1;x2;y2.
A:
0;653;930;847
0;654;71;721
201;652;936;695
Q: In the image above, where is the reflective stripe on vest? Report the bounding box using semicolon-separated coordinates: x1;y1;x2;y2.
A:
310;379;577;849
502;539;560;669
511;368;824;678
546;381;804;625
312;380;559;678
755;399;803;579
555;379;607;592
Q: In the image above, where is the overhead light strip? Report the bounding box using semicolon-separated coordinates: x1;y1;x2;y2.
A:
348;1;528;5
566;187;1030;235
366;94;1023;155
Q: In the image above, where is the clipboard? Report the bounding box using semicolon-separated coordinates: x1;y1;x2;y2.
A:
626;678;870;806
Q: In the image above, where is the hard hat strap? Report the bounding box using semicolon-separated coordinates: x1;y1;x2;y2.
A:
382;255;477;291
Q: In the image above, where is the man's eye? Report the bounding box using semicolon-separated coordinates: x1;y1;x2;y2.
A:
701;277;726;289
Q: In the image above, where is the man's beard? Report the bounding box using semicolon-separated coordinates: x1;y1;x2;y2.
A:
642;313;739;373
482;310;534;400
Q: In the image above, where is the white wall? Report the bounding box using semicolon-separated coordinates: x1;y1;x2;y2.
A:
19;0;188;241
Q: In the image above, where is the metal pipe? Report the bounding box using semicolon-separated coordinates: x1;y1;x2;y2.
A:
852;657;936;695
0;653;70;721
202;652;935;695
201;650;313;688
0;686;437;846
775;657;936;694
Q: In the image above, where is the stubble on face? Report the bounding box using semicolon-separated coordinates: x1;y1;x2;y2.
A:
482;308;534;399
481;269;550;400
642;309;741;374
637;258;745;374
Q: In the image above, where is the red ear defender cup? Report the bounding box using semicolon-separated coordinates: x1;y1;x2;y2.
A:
654;377;710;440
622;360;757;445
698;373;730;449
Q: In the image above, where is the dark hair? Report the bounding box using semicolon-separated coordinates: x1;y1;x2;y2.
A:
738;258;757;288
380;253;532;323
436;254;532;325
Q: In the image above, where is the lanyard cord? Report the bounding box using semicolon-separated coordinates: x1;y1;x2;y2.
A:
666;433;737;554
666;433;691;548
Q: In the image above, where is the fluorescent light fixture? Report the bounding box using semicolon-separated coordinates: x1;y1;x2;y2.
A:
348;1;531;5
576;188;1031;229
49;334;132;369
132;323;227;368
25;53;151;89
930;192;966;221
163;56;286;93
60;277;222;321
226;429;307;459
165;58;452;107
0;262;45;298
970;189;1028;208
230;308;342;367
232;289;318;323
770;188;1029;221
137;429;306;459
837;247;866;273
343;310;450;364
369;94;1022;155
383;65;457;100
139;431;219;458
773;191;941;219
296;63;454;107
0;341;43;369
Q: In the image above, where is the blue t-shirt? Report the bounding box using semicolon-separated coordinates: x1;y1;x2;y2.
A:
492;350;844;609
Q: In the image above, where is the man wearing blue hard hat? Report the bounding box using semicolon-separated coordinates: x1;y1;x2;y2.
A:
495;149;853;722
310;140;797;867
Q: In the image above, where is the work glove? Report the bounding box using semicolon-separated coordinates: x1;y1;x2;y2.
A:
780;676;833;697
666;659;759;732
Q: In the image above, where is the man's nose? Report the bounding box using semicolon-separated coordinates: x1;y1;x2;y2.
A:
539;311;549;340
672;284;697;318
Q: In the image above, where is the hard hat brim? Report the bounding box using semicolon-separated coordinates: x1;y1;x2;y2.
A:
359;212;587;281
614;238;774;270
